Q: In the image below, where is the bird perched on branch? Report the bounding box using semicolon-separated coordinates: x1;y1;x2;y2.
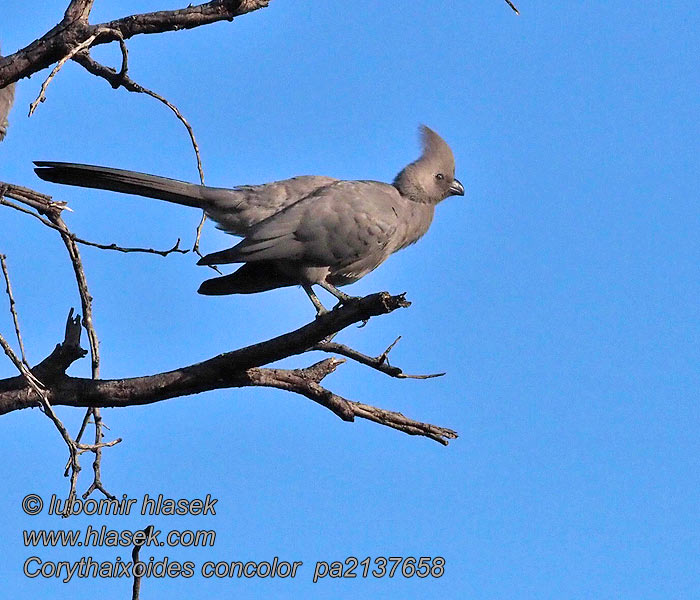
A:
35;126;464;314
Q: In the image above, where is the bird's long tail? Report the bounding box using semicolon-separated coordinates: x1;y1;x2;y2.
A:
34;161;209;209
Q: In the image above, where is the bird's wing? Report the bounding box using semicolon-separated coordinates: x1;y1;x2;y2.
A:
201;175;338;234
198;181;402;269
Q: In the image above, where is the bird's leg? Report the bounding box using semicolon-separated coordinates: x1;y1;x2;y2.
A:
318;281;360;309
302;284;329;317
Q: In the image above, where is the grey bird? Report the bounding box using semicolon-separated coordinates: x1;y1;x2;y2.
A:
34;126;464;314
0;44;16;142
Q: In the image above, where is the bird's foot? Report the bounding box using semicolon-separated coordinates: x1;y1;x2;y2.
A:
304;284;331;317
318;281;361;311
331;294;361;311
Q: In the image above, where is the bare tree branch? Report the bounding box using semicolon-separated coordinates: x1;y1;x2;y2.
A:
47;207;118;500
504;0;520;15
31;310;87;385
0;1;272;88
313;337;446;380
131;525;154;600
64;0;95;23
1;178;122;504
0;255;29;365
0;325;122;515
0;183;187;257
0;292;410;413
28;29;107;117
0;292;457;445
72;50;206;188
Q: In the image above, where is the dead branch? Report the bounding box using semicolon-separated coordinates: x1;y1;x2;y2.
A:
0;1;272;88
0;325;121;516
1;178;123;505
0;293;457;445
64;1;95;23
28;29;107;117
131;525;154;600
47;204;117;501
0;182;187;257
72;50;206;186
0;2;267;192
504;0;520;15
0;254;28;365
313;336;446;380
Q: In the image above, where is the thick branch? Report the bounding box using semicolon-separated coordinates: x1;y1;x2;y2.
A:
0;293;456;444
247;361;458;445
103;0;271;39
31;310;87;384
0;1;271;87
0;310;85;394
64;1;95;23
0;292;409;414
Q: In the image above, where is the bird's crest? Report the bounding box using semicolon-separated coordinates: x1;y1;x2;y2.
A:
417;125;455;175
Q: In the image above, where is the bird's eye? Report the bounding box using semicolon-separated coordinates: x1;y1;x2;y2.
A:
435;173;444;180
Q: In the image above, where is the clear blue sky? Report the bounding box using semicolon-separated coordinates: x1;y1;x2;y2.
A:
1;1;698;598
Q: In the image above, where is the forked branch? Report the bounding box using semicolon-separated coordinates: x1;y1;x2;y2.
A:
0;293;457;445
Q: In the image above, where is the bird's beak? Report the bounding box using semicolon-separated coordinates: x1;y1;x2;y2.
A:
449;178;465;196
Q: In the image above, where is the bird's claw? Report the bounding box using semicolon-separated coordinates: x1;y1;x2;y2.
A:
332;295;361;311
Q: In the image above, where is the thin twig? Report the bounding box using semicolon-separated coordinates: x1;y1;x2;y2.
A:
48;209;120;500
0;195;186;256
504;0;520;15
0;331;82;516
81;408;117;500
73;50;205;185
192;213;221;272
51;212;99;377
115;35;129;81
76;437;122;452
193;211;209;256
132;525;154;600
313;337;446;379
71;49;218;260
1;1;272;88
1;181;122;501
28;29;108;117
0;254;28;365
246;361;456;444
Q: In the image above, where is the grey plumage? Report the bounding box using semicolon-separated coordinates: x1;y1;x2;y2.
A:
34;126;464;314
0;44;15;142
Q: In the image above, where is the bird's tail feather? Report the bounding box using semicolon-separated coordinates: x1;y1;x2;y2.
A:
33;161;208;209
198;262;295;295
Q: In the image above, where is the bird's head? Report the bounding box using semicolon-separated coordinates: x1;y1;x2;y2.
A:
393;125;464;204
